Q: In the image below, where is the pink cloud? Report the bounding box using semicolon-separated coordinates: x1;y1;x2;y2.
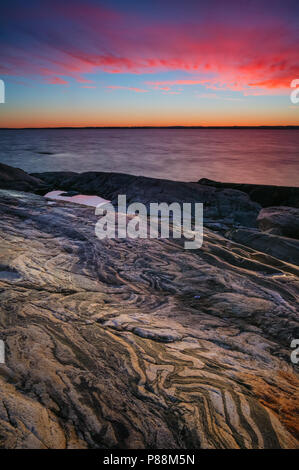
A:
148;80;208;86
45;76;68;85
1;2;298;95
76;77;94;84
106;86;149;93
158;87;170;91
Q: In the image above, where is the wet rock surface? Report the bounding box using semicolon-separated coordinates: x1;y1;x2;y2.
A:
0;188;298;449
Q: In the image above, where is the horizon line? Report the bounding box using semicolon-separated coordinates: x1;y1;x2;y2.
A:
0;125;299;130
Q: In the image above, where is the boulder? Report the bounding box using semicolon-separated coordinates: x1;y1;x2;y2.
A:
257;206;299;239
229;227;299;265
198;178;299;208
0;162;48;193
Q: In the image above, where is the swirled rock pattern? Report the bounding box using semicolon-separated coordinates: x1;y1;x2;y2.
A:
0;189;298;449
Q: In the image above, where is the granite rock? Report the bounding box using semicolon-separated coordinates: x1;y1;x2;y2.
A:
0;189;298;449
257;206;299;240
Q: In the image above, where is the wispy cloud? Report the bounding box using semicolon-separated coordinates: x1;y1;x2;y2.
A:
106;86;149;93
45;76;68;85
1;0;298;95
196;92;244;101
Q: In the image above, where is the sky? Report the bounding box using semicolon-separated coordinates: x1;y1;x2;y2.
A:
0;0;299;127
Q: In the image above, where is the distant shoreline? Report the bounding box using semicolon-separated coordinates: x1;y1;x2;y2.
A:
0;126;298;130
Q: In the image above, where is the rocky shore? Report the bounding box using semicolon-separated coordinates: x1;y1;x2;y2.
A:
0;163;298;449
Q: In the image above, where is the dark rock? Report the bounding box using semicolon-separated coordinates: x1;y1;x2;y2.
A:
228;227;299;265
33;170;261;227
198;178;299;208
257;206;299;240
0;163;49;194
30;171;77;189
60;191;80;197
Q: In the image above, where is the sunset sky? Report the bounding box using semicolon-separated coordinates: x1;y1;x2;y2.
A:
0;0;299;127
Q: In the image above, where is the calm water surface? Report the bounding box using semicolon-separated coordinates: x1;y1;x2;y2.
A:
0;129;298;186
